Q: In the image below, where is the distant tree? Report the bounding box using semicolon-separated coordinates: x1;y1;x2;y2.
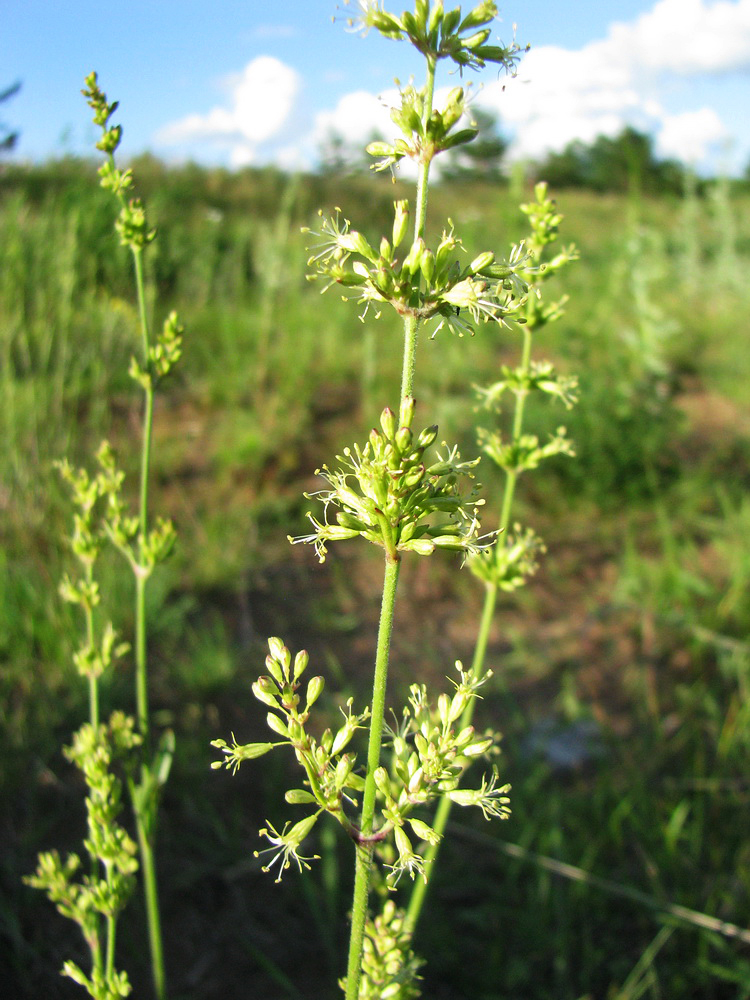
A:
441;107;508;183
0;80;21;154
534;127;683;195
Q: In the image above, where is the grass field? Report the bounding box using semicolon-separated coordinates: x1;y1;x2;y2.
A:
2;159;750;999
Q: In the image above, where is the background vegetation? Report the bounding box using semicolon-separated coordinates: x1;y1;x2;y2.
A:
2;137;750;998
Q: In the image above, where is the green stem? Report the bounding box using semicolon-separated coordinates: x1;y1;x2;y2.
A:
84;563;99;730
105;911;116;983
344;555;401;1000
404;325;535;936
135;804;166;1000
399;57;436;404
128;221;167;1000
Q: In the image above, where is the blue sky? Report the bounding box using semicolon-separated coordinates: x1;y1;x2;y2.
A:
4;0;750;175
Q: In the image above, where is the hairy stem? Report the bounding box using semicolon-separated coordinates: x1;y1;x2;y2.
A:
344;554;401;1000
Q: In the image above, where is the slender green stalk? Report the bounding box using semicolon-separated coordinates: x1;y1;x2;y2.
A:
344;49;439;996
399;58;435;404
404;325;534;935
135;807;166;1000
127;224;168;1000
345;555;402;1000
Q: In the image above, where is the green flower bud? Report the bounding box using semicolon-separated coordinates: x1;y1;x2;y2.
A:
463;28;492;50
470;250;495;273
401;537;435;556
438;692;451;726
335;753;355;787
267;636;287;667
380;407;397;440
252;678;280;709
293;649;309;680
427;0;444;35
463;737;494;756
374;766;391;796
367;140;396;157
401;237;425;276
395;426;413;454
419;247;436;282
305;674;324;708
266;712;290;739
442;7;462;35
392;200;410;248
285;788;317;805
399;396;416;429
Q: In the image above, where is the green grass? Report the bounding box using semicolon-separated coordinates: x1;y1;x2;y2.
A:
2;161;750;998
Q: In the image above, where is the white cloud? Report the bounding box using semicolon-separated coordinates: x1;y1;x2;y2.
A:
313;89;396;150
156;56;301;154
478;0;748;166
656;107;730;162
615;0;750;75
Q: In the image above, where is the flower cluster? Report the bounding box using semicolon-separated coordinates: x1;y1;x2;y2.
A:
82;73;156;253
342;0;527;74
305;202;530;336
351;900;423;1000
212;642;510;886
25;714;140;1000
290;397;488;563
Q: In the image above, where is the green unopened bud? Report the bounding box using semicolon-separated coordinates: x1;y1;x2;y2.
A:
374;766;391;796
459;2;497;31
367;139;396;157
266;713;290;739
402;537;435;555
252;678;280;708
305;674;324;708
402;237;426;276
417;425;438;449
470;250;495;273
379;235;393;262
401;464;425;488
419;247;436;283
462;27;492;49
392;200;410;248
293;649;309;680
337;511;368;531
264;654;284;686
454;725;476;748
267;636;287;665
399;396;416;429
335;753;355;787
285;788;317;804
427;0;444;34
450;693;471;720
380;407;397;440
395;426;413;453
443;7;461;35
463;737;494;756
438;693;451;726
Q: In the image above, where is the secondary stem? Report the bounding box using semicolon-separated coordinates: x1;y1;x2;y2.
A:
128;233;167;1000
404;325;534;935
344;555;402;1000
